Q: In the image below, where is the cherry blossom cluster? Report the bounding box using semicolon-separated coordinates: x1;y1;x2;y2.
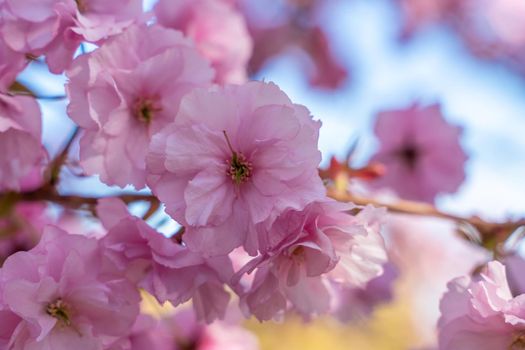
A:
1;0;523;349
0;0;392;348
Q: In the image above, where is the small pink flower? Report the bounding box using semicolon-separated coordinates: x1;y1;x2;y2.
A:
155;0;253;84
438;261;525;349
0;0;144;73
370;103;468;202
0;93;48;191
147;81;325;256
236;201;387;321
0;226;141;349
98;198;233;323
66;24;214;188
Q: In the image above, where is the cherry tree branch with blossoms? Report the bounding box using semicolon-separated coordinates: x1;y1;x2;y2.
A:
0;0;524;349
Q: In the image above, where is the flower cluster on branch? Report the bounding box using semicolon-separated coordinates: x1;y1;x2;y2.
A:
0;0;524;349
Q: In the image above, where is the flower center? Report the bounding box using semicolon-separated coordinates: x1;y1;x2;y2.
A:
397;144;419;169
46;298;71;326
222;130;252;184
292;246;305;256
227;153;252;184
511;334;525;349
133;97;161;124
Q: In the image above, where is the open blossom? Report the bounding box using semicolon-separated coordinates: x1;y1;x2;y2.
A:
370;104;468;202
155;0;253;84
97;198;233;323
0;93;48;191
236;201;387;321
0;226;140;349
147;82;325;256
438;261;525;350
0;0;144;73
66;24;214;188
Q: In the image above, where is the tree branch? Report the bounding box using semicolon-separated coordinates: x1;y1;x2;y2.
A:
1;189;159;211
331;190;525;246
46;127;80;186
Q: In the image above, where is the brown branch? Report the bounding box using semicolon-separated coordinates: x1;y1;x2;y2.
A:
2;189;159;211
46;127;80;187
330;190;525;245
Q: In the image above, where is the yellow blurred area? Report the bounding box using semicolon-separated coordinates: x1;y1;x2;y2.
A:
140;284;424;350
246;292;418;350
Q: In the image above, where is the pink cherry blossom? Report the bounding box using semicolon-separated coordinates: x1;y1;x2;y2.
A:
236;200;387;321
0;93;48;191
370;103;468;202
66;24;214;188
438;260;525;350
0;0;144;73
97;198;233;323
147;81;326;256
0;225;141;349
155;0;253;84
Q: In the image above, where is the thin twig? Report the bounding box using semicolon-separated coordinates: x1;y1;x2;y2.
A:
9;91;67;100
47;127;80;186
7;190;159;210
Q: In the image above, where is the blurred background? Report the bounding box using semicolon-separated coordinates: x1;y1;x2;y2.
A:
16;0;525;348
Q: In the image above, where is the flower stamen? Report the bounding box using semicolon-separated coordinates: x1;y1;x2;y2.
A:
223;130;252;184
46;298;71;326
397;144;419;169
133;97;161;124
